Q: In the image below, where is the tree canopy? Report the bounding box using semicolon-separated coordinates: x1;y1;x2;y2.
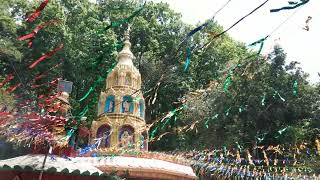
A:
0;0;319;162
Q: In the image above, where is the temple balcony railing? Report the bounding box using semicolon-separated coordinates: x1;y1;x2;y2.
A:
97;112;145;123
106;85;141;92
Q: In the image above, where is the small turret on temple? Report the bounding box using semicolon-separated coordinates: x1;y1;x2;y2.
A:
90;26;148;151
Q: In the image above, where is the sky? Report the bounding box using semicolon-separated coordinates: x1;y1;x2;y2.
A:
151;0;320;83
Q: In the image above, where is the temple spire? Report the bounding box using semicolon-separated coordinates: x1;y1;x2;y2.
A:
124;24;131;47
118;24;134;64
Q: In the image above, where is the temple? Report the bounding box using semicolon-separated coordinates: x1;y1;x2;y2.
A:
90;27;148;151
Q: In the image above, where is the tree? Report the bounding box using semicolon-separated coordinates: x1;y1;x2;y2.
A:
0;0;318;157
178;45;319;152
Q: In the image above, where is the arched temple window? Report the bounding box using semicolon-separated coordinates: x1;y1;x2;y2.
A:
104;96;115;113
121;95;133;113
96;124;111;148
125;73;132;86
139;100;144;118
119;125;134;149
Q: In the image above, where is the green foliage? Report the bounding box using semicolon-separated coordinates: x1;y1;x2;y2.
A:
0;0;319;155
0;87;15;111
179;45;319;151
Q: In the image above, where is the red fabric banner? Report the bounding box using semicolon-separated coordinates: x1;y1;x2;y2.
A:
26;0;50;22
31;77;59;89
34;61;62;81
5;83;22;93
19;20;59;48
0;74;14;88
29;44;64;69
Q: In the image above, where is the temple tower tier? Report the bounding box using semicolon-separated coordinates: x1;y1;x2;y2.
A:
91;27;148;151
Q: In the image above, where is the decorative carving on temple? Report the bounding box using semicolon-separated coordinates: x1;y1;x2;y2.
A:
113;73;118;85
96;125;111;148
125;73;131;86
316;137;320;155
120;131;134;149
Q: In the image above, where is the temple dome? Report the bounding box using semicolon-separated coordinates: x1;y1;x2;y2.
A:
106;27;141;90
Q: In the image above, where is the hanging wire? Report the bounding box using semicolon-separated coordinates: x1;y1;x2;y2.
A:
200;0;270;51
213;0;233;18
268;7;301;37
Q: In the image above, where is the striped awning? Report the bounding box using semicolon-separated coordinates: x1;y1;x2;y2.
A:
0;154;105;177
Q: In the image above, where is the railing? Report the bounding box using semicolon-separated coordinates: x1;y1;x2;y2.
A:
98;113;145;122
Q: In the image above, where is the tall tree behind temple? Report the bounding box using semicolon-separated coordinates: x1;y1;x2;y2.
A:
0;0;318;153
177;45;319;150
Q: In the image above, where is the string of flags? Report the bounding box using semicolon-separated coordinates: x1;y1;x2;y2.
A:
193;162;319;179
201;0;270;51
183;47;191;72
248;36;269;56
104;2;146;31
293;80;298;96
270;0;309;13
78;62;117;102
0;0;71;149
179;0;233;71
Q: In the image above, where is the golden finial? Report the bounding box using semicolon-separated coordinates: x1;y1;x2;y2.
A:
123;24;131;49
118;24;134;62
